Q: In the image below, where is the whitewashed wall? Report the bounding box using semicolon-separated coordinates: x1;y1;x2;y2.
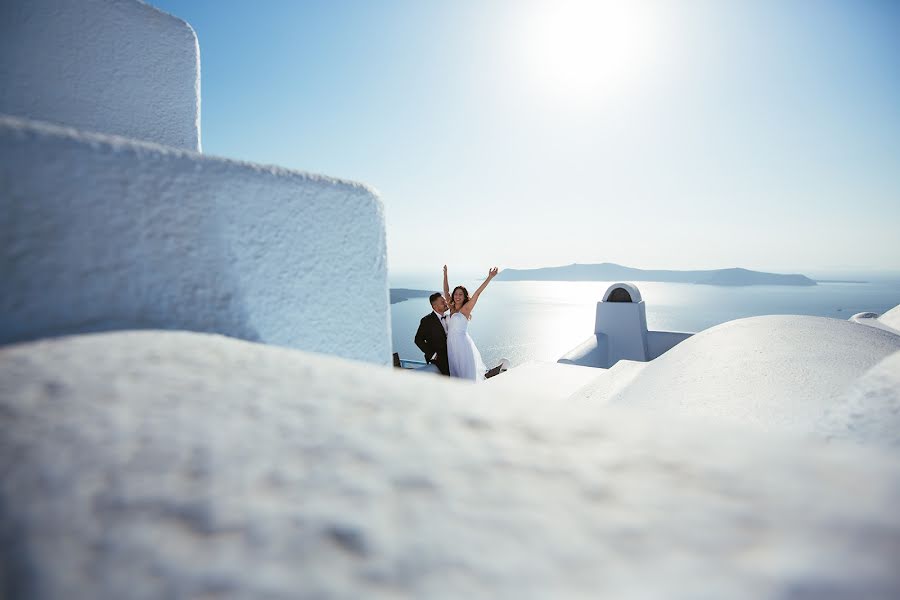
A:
0;0;201;150
0;115;390;364
646;330;693;360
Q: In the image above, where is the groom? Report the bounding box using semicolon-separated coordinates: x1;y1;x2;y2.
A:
414;293;450;376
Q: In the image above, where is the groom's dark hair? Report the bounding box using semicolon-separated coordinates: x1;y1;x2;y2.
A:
429;292;443;305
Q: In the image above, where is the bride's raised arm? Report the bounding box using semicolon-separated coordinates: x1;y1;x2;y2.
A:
442;264;451;304
459;267;499;318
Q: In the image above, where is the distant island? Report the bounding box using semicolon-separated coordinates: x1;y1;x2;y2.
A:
390;288;435;304
494;263;817;287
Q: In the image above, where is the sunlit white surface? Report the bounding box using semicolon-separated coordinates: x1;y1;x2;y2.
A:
6;329;900;597
610;315;900;437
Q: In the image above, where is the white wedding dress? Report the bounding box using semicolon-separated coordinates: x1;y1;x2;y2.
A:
447;312;487;382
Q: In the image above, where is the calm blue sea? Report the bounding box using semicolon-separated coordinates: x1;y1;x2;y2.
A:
390;279;900;368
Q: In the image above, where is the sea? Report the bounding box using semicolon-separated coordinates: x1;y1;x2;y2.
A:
390;277;900;369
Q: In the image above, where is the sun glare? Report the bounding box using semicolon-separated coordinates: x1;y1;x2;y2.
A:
518;0;659;103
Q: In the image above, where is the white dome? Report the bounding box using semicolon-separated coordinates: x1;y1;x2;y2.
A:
611;315;900;438
820;349;900;448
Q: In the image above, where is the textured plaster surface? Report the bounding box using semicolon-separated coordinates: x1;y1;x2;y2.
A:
646;330;693;360
851;310;900;336
0;0;201;150
483;360;603;402
820;350;900;448
2;330;900;599
879;304;900;333
594;300;649;364
611;315;900;438
567;360;646;406
0;116;390;364
558;333;609;368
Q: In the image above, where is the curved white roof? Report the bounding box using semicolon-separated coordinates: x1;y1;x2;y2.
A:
879;304;900;332
611;315;900;438
4;330;900;596
820;349;900;448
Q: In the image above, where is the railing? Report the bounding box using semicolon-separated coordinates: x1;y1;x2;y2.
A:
393;352;429;369
392;353;509;377
398;358;428;369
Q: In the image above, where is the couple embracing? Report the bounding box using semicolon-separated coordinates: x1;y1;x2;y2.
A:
414;265;499;382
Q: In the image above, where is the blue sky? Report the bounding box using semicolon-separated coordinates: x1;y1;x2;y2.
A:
149;0;900;277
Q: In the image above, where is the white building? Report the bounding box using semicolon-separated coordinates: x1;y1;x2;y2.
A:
558;282;693;368
0;0;390;365
2;2;900;598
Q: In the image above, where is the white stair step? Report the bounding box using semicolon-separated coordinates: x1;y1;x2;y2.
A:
0;114;390;365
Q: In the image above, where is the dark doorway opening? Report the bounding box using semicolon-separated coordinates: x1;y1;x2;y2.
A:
607;287;633;303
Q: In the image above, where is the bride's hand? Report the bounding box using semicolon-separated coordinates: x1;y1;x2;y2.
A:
488;267;499;278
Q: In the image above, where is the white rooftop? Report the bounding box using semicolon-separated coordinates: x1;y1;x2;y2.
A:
3;330;900;598
878;304;900;333
608;315;900;439
3;1;900;596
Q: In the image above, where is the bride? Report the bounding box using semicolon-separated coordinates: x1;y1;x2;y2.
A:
443;265;499;382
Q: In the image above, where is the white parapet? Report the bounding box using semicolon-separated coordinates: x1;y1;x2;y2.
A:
558;333;610;367
0;0;201;151
0;115;390;365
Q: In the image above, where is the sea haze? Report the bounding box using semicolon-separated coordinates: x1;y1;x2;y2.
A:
391;279;900;369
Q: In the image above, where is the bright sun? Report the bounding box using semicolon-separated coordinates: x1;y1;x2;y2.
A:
518;0;659;103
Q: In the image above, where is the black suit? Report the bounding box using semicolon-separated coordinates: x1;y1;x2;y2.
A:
414;312;449;376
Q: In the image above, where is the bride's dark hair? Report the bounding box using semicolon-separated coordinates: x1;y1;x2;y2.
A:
450;285;470;310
